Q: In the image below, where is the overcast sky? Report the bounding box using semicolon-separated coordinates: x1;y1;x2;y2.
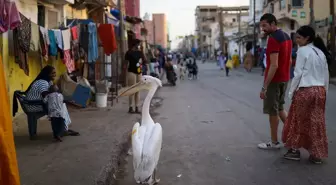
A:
140;0;249;49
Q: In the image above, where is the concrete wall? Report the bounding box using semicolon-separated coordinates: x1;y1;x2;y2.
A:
64;4;88;20
153;14;168;49
125;0;141;38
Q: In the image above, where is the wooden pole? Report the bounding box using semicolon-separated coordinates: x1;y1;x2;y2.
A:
118;0;126;86
310;0;315;29
238;7;241;60
253;0;257;60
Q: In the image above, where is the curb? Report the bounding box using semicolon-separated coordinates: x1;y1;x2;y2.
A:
95;131;132;185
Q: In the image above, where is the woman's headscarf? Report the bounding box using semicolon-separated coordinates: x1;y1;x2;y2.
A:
13;65;55;117
25;65;55;93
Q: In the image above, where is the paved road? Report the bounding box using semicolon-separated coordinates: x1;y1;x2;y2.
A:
116;62;336;185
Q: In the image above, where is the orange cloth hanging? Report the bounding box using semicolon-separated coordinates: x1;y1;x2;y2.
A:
0;53;21;185
97;24;117;55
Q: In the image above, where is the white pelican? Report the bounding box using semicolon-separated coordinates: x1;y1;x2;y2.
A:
119;75;163;185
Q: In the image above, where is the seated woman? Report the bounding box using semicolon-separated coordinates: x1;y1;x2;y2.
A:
25;65;79;138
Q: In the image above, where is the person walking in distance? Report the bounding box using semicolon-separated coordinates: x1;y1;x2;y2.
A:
258;13;292;149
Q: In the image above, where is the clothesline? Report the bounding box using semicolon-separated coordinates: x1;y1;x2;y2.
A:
15;12;118;74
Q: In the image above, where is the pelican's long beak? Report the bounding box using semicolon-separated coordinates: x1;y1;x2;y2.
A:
118;81;147;97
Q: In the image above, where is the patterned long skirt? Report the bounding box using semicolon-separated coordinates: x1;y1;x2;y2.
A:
282;86;328;159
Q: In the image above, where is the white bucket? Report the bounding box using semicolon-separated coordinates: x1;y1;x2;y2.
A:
96;93;108;108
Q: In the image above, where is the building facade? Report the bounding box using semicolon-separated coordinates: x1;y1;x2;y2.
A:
153;13;168;49
263;0;310;49
195;5;218;54
144;20;154;45
125;0;141;38
196;6;249;58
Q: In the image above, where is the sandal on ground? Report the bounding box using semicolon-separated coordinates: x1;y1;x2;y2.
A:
63;129;80;136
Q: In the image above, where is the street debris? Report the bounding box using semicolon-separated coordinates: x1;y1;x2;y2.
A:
177;174;182;178
225;157;231;161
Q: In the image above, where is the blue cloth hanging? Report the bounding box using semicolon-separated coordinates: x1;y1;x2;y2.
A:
48;30;58;56
88;23;98;63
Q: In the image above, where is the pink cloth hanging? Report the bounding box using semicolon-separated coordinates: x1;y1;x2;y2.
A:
0;0;21;33
63;50;75;73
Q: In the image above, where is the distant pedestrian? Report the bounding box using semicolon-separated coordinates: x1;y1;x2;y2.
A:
243;43;254;72
224;53;230;76
218;52;225;70
232;50;240;68
282;25;330;164
258;13;292;150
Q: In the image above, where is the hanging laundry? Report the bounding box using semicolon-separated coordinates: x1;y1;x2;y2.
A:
80;24;89;55
98;24;117;55
40;27;49;45
62;29;75;72
0;0;21;33
53;29;63;49
71;26;80;63
61;29;71;50
71;26;78;40
13;14;31;76
39;26;49;61
48;30;58;56
30;22;39;52
63;50;75;73
88;23;98;63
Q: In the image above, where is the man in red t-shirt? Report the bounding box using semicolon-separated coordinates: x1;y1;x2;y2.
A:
258;14;292;150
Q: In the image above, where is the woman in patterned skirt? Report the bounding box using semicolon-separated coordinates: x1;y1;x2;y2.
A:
282;26;330;164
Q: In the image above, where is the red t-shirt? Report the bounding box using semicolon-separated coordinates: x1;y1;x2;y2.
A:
265;29;292;82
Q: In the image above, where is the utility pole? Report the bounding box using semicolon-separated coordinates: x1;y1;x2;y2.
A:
309;0;315;29
238;7;241;60
218;7;225;54
253;0;257;61
330;0;335;75
118;0;126;86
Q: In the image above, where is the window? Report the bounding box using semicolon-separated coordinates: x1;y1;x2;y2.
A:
292;0;303;7
300;11;306;18
280;0;286;10
38;5;45;27
38;5;60;29
232;18;236;22
47;10;58;29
